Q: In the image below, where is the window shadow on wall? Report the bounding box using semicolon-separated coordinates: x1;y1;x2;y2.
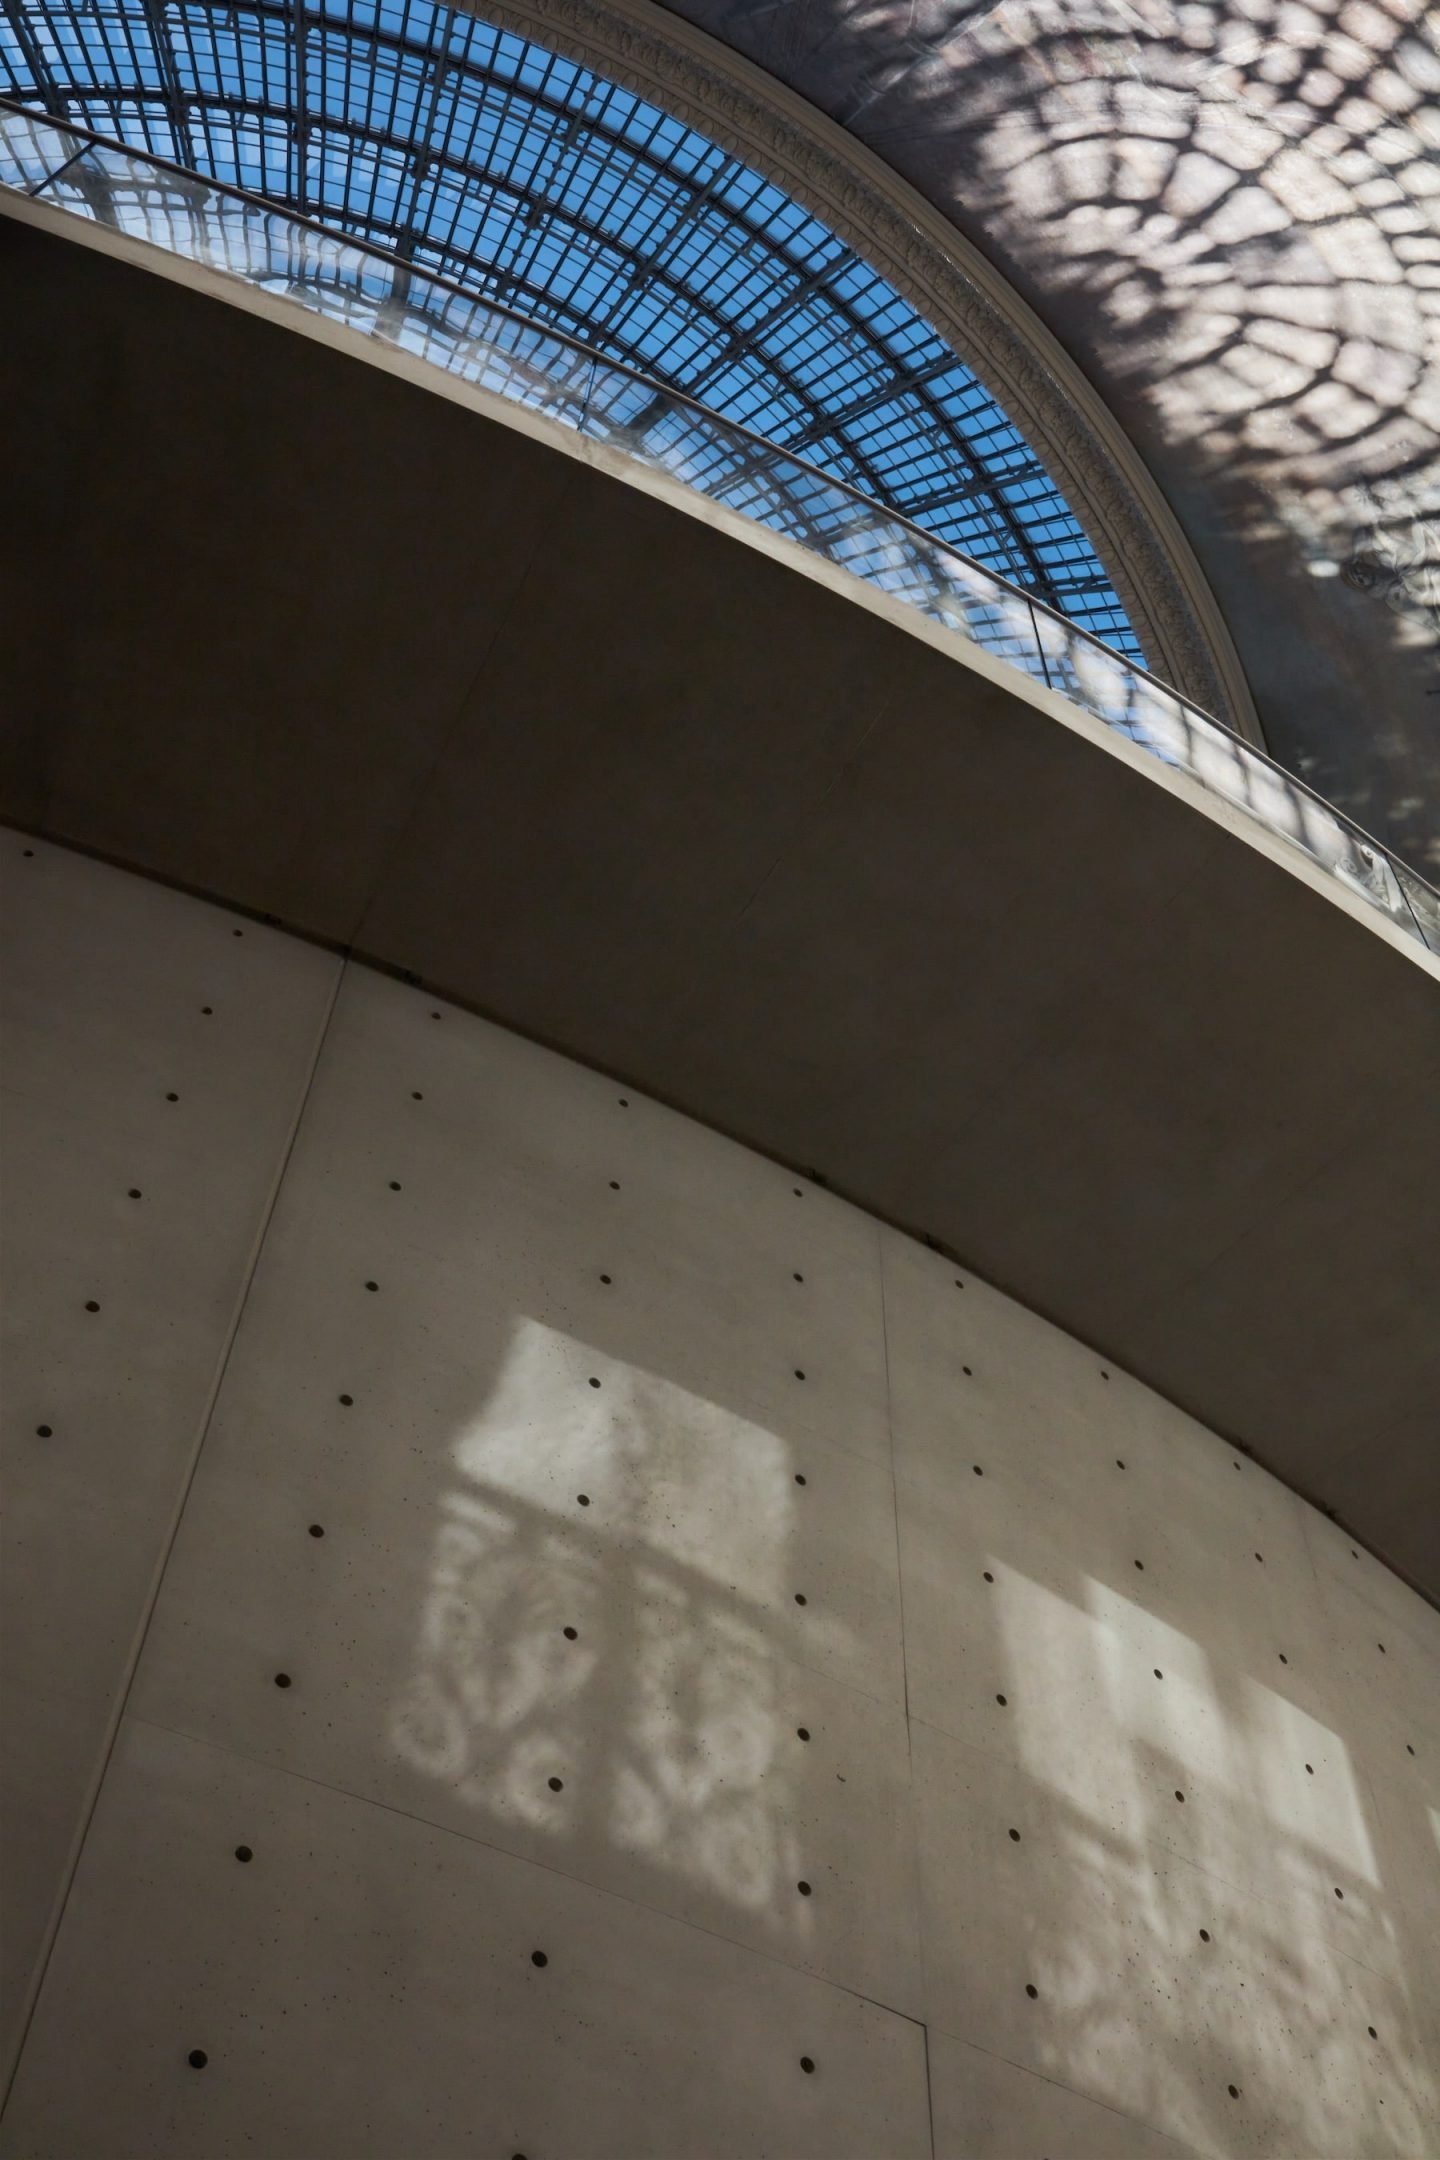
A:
134;970;1440;2155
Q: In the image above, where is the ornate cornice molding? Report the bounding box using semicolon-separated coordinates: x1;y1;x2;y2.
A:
453;0;1259;738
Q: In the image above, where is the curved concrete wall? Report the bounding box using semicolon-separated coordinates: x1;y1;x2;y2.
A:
4;837;1438;2158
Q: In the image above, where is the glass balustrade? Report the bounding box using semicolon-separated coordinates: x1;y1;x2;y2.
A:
3;99;1436;954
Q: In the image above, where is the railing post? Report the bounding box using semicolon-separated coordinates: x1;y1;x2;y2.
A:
1026;598;1053;690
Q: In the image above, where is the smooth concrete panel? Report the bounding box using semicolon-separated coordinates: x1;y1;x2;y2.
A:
881;1219;1439;2150
881;1226;1323;1626
0;1677;100;2085
0;223;575;943
125;969;915;2009
6;861;1438;2156
893;1435;1342;1809
912;1718;1438;2158
352;459;907;1076
917;840;1440;1321
129;1287;905;1698
1302;1503;1440;1692
1358;1745;1440;2039
652;634;1223;1193
897;1480;1396;1926
891;1404;1434;1969
223;967;893;1471
135;1480;922;2007
1315;1576;1440;1759
0;840;338;2076
129;1434;918;2006
0;1718;931;2160
930;2031;1204;2160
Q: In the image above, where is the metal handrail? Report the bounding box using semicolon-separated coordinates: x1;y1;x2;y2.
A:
0;98;1227;704
3;93;1438;947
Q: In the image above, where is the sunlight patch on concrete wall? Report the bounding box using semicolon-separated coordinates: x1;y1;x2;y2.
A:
4;844;1437;2157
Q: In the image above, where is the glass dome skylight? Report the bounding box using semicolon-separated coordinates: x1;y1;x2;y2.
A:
1;0;1140;653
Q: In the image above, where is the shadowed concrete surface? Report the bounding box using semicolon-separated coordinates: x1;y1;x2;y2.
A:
2;215;1438;1602
655;0;1440;872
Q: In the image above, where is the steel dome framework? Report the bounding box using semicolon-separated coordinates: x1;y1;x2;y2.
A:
1;0;1142;651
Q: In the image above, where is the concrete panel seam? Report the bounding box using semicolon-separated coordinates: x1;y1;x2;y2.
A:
107;1710;934;2030
0;949;345;2119
937;2032;1206;2158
